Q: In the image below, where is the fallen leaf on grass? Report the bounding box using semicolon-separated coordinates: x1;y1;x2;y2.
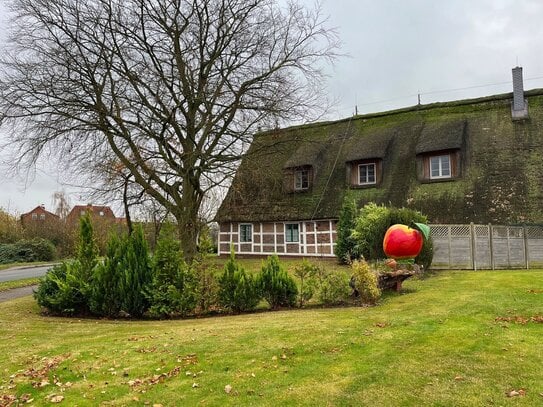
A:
496;316;543;324
454;376;464;381
48;394;64;403
374;322;388;328
506;389;526;397
224;384;232;394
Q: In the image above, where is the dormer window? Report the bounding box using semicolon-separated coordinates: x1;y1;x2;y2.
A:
294;168;309;190
358;163;376;185
347;159;381;188
418;150;459;182
429;154;451;179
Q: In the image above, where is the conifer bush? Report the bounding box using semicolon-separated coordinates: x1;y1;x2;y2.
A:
120;226;153;317
258;255;297;309
34;215;98;315
34;260;87;315
89;233;125;317
146;224;198;318
335;196;358;264
218;249;260;313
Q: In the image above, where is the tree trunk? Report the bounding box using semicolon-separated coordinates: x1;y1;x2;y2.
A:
173;178;202;263
122;177;133;235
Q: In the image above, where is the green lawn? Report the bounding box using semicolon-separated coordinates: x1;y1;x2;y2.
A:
0;278;40;292
1;270;543;406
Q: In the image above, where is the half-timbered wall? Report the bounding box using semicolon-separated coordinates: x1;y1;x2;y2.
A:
218;220;337;257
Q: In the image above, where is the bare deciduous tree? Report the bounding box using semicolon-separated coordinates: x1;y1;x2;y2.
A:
0;0;339;261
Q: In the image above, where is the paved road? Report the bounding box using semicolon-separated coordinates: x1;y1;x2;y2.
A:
0;264;54;283
0;285;38;303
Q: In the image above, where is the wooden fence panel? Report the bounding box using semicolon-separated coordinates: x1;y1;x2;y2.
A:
429;224;540;270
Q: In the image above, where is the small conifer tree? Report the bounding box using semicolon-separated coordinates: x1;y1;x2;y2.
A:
335;195;358;263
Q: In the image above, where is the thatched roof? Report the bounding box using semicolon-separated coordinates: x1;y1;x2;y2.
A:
415;119;466;154
217;89;543;224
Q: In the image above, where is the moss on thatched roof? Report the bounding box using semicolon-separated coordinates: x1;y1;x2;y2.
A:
217;89;543;224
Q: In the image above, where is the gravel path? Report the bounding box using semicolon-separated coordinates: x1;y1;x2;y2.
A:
0;285;37;303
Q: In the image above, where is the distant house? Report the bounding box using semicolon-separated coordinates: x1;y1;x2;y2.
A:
67;204;116;224
20;205;60;227
216;67;543;258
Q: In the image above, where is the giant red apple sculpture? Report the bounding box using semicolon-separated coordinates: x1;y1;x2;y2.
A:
383;223;430;260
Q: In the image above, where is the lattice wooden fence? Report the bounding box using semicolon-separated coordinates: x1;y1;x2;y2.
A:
430;224;543;269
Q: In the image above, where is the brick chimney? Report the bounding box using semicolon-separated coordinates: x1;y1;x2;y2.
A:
511;66;528;120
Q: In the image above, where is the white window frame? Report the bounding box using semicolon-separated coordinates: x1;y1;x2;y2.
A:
429;154;452;180
39;214;46;220
285;223;300;243
358;163;377;185
239;223;253;243
294;168;309;191
31;213;38;220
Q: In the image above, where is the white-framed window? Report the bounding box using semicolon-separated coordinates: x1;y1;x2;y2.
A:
294;169;309;190
239;224;253;243
39;214;46;220
99;211;104;216
285;223;300;243
358;163;376;185
31;213;38;220
80;210;86;216
430;154;451;179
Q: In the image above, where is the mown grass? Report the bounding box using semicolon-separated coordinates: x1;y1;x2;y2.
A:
0;278;40;292
2;270;543;406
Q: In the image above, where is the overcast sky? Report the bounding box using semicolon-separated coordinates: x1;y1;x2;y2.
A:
2;0;543;214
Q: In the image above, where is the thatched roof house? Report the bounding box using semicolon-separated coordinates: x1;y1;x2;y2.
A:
216;68;543;257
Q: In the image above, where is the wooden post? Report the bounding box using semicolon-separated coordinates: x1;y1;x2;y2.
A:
523;225;529;269
470;223;476;271
489;223;495;270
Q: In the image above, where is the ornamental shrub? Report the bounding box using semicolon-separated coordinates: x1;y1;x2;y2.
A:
335;195;358;263
90;227;153;318
146;224;198;318
89;233;124;317
193;258;220;314
314;268;351;305
119;225;153;317
258;255;297;309
34;260;88;315
351;259;381;305
218;249;260;313
77;213;99;281
293;259;319;307
0;238;56;264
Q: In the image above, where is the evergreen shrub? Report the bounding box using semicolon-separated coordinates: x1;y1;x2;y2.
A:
218;249;260;313
0;238;56;264
335;196;358;264
34;260;88;315
146;224;198;318
258;255;297;309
